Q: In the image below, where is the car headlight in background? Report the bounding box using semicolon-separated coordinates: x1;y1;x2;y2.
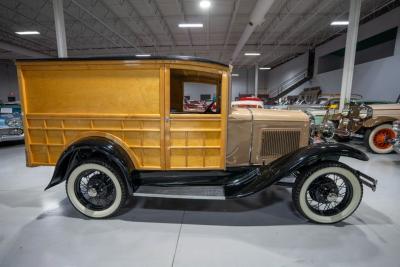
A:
359;106;373;119
321;120;335;140
6;118;22;128
304;111;316;137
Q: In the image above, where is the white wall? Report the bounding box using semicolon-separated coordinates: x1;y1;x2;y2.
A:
265;6;400;100
184;82;216;100
0;61;19;103
265;52;309;96
231;66;268;100
311;55;400;100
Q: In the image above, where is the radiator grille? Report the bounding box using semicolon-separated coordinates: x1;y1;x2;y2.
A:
0;128;23;136
260;130;300;157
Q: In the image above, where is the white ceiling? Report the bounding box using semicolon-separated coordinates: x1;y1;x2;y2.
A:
0;0;398;67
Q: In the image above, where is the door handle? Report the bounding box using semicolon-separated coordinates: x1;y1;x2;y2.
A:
165;117;170;123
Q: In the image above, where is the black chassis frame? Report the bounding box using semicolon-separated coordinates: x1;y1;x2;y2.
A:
45;137;377;197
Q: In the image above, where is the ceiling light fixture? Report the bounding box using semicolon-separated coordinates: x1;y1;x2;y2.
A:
136;54;151;57
231;73;239;77
199;0;211;9
179;23;204;28
259;67;271;70
15;31;40;35
244;52;261;56
331;21;349;26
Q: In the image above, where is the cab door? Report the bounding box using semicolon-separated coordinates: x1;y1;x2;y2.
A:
164;64;228;170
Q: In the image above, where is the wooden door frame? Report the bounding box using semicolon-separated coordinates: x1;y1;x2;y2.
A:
163;64;228;170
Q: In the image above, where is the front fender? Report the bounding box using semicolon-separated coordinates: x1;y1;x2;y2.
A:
45;136;135;193
363;116;396;128
225;143;368;198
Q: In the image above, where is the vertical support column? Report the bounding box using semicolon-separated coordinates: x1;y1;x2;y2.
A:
53;0;68;58
254;64;259;97
339;0;361;111
394;26;400;56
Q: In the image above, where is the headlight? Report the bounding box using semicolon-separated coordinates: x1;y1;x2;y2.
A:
393;120;400;132
359;106;372;119
6;118;22;128
321;120;335;140
305;111;316;136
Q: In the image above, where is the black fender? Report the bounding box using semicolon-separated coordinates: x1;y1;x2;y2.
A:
45;136;135;193
225;143;369;198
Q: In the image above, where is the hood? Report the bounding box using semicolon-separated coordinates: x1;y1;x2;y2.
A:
366;103;400;119
368;103;400;110
230;107;309;122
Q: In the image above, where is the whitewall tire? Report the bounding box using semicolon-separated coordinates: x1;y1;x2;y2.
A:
365;124;396;154
293;162;363;224
66;161;127;218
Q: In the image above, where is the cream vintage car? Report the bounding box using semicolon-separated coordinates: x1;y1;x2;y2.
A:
16;56;376;224
336;103;400;154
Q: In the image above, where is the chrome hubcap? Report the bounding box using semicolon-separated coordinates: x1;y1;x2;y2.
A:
326;192;338;202
88;188;98;197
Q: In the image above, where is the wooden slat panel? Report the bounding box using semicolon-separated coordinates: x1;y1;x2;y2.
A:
25;114;164;169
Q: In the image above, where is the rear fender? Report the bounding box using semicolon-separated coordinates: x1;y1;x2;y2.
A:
225;143;369;198
45;137;135;193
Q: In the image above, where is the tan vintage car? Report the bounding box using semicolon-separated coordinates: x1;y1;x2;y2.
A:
336;103;400;153
16;56;376;223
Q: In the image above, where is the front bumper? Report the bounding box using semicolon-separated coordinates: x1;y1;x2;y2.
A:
0;128;24;142
353;169;378;192
335;128;363;139
389;137;400;153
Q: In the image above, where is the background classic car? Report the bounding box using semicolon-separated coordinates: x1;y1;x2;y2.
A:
336;103;400;153
0;103;24;143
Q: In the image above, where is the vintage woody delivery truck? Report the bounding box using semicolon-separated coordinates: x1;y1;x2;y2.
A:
16;56;377;223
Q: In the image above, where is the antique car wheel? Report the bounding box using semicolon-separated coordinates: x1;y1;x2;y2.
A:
293;162;363;224
365;124;396;154
66;160;127;218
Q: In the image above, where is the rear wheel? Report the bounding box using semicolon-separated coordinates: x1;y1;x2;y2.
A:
365;124;396;154
292;162;363;224
66;160;128;218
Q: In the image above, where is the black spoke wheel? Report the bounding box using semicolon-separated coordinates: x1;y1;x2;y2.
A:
305;173;353;217
66;160;128;218
74;169;117;211
293;162;363;224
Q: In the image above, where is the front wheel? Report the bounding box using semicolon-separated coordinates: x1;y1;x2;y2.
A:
292;162;363;224
66;160;128;218
365;124;396;154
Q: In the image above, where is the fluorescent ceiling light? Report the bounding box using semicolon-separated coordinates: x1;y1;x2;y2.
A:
15;31;40;35
136;54;151;57
179;23;203;28
231;73;239;77
199;0;211;9
331;21;349;26
259;67;271;70
244;52;261;56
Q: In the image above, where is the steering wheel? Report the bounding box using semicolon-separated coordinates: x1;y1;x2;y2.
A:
204;101;216;114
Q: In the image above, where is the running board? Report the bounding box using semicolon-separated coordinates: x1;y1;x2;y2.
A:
133;186;226;200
